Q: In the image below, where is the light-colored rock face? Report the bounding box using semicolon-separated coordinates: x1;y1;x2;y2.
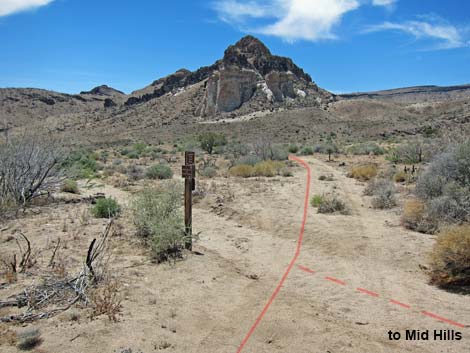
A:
265;71;296;102
203;69;258;115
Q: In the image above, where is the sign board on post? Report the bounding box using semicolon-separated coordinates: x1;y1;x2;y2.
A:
182;151;195;251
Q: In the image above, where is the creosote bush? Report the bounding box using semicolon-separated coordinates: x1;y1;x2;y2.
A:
91;198;121;218
430;225;470;286
348;164;378;181
131;185;187;262
145;164;173;180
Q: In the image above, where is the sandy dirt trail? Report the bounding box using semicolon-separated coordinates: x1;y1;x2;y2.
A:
190;156;469;353
1;156;469;353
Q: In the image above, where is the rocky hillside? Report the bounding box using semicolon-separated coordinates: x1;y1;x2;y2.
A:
339;84;470;103
126;35;333;116
1;35;469;145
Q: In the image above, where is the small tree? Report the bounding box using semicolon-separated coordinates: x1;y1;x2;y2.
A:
0;135;63;208
198;132;226;155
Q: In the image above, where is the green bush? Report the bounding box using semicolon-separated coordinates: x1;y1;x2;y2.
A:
61;179;79;194
91;198;121;218
347;142;385;156
131;186;187;262
288;144;299;154
145;164;173;180
62;149;98;179
311;194;323;208
299;146;314;155
198;132;227;154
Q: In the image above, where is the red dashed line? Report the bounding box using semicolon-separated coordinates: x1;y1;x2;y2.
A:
325;276;346;286
298;265;467;329
389;299;411;309
421;311;466;329
357;288;380;297
297;265;315;274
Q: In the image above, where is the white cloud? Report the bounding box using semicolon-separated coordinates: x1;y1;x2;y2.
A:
213;0;361;42
0;0;54;17
366;20;467;49
372;0;396;6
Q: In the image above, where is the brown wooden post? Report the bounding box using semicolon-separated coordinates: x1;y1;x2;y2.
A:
182;151;195;250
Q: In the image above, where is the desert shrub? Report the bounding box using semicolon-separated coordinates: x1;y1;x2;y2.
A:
61;179;79;194
401;199;437;234
0;135;63;208
253;138;287;161
199;165;217;178
368;179;397;209
386;142;428;164
132;142;148;155
299;146;314;155
62;149;98;179
91;198;121;218
229;165;254;178
430;225;470;286
311;194;323;208
145;164;173;180
90;279;123;322
127;151;140;159
131;185;187;262
347;142;385;156
125;164;145;181
119;148;130;156
234;155;262;166
318;194;349;215
348;164;378;181
288;144;299;153
198;132;227;154
414;141;470;226
225;141;250;158
252;161;284;177
16;328;42;351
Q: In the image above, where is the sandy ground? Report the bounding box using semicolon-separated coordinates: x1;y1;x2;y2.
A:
1;156;469;353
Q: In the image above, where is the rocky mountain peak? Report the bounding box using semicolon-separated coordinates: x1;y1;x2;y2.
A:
223;35;272;62
80;85;124;96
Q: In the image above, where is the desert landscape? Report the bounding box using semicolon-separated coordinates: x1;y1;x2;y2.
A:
1;3;470;352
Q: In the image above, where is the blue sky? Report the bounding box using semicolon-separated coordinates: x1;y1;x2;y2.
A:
0;0;469;94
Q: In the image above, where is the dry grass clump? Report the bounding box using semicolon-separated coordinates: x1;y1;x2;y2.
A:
318;194;350;215
401;199;437;234
229;164;254;178
61;179;79;194
393;171;408;183
229;161;285;178
430;225;470;286
16;328;42;351
348;164;378;181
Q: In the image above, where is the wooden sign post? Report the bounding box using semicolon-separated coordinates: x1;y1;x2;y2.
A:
182;151;195;250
